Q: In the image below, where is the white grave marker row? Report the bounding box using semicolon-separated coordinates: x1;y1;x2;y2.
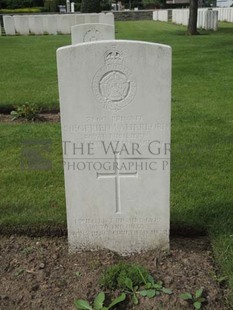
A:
153;10;169;22
213;7;233;22
172;8;218;30
3;13;114;35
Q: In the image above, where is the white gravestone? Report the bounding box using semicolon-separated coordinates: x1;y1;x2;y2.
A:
29;15;44;35
43;15;57;35
57;40;171;254
57;14;70;34
75;14;86;25
105;13;115;26
99;13;114;27
71;23;115;44
14;15;30;35
3;16;16;35
99;13;106;24
85;13;99;23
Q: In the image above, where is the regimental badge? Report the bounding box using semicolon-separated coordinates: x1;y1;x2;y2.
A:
92;46;137;112
83;28;104;42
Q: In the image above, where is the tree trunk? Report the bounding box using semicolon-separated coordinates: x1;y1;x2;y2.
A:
188;0;199;35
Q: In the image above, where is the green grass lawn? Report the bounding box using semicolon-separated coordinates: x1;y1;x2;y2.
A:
0;21;233;304
0;35;70;111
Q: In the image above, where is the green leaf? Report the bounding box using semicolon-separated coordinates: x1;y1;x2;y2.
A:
198;297;206;303
94;292;105;310
146;289;156;298
195;288;203;299
132;294;138;305
139;290;148;297
193;301;202;309
124;277;133;291
74;299;93;310
139;289;156;298
145;283;152;289
153;283;163;290
75;271;81;278
108;293;126;309
162;288;173;295
137;267;147;284
147;275;155;285
180;293;193;300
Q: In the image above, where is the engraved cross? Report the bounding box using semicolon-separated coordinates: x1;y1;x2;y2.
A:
97;153;138;214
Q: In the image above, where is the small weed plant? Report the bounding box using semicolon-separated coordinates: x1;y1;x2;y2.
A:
74;291;126;310
180;288;206;309
11;103;42;121
75;262;173;309
99;262;149;290
123;269;172;305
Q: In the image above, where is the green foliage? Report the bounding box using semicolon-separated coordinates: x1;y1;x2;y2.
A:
81;0;100;13
123;0;144;9
123;277;139;305
10;103;42;121
123;272;172;305
142;0;162;9
180;288;206;309
100;263;172;306
138;273;173;297
0;7;42;12
44;0;60;12
75;2;81;11
74;292;126;310
0;0;39;9
100;262;149;290
100;0;111;11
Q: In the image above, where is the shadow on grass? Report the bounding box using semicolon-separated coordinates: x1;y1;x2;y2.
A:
173;202;233;236
0;223;67;237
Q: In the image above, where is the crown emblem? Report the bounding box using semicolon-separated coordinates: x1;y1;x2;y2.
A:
104;47;124;66
92;45;137;111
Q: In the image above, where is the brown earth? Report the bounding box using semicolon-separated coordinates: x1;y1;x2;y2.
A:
0;235;230;310
0;113;60;124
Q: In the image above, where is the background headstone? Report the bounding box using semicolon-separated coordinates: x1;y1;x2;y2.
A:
57;14;71;34
57;40;171;254
71;23;115;44
29;15;44;35
85;13;99;23
105;13;115;26
3;16;16;35
14;15;30;35
75;14;86;25
99;13;106;24
42;15;57;35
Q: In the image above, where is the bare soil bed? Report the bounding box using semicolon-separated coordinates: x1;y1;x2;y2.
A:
0;113;60;124
0;235;229;310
